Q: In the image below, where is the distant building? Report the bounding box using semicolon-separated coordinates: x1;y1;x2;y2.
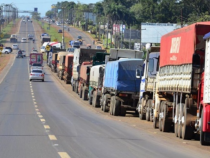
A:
83;12;96;24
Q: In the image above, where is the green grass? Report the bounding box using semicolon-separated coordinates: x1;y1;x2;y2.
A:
0;20;18;44
37;21;71;46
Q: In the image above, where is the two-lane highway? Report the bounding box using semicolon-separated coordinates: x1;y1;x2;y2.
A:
0;20;209;158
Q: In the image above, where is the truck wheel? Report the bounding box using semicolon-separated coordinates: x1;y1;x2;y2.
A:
110;96;114;115
92;91;99;108
100;95;104;110
159;101;171;132
175;104;180;137
178;103;184;138
89;93;92;105
181;104;194;140
146;107;150;121
60;71;63;80
103;94;109;112
200;109;210;145
150;108;153;122
75;81;79;94
79;85;83;98
82;87;88;100
153;117;159;129
112;96;121;116
139;98;146;120
72;83;75;92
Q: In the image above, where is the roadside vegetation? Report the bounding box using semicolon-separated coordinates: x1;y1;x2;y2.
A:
36;20;72;47
0;19;20;44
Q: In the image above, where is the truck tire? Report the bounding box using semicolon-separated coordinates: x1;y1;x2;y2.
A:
175;104;180;137
92;91;99;108
112;96;121;116
102;94;109;112
100;95;104;110
89;93;92;105
79;85;83;98
153;117;159;129
200;109;210;145
72;83;75;92
159;101;171;132
146;107;150;121
75;81;79;94
110;96;114;115
182;104;194;140
82;86;88;100
150;108;153;122
139;99;146;120
178;103;184;138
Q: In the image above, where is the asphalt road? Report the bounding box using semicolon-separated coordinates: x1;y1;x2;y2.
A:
0;21;209;158
57;24;96;48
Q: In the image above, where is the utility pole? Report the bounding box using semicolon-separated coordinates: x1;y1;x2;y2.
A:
62;7;65;49
129;25;131;49
106;20;109;48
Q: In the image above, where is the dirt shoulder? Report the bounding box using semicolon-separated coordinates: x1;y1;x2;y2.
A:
0;19;21;73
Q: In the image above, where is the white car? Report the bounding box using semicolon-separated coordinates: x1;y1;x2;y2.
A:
12;44;19;50
29;69;44;82
21;38;27;43
2;47;12;54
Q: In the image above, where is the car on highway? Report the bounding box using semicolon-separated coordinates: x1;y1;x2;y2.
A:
67;47;74;53
21;38;27;43
30;63;43;72
2;47;12;54
12;44;19;50
95;45;102;49
28;34;34;40
58;29;62;33
29;69;44;82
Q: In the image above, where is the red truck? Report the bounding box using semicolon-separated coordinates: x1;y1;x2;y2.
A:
78;61;92;100
63;53;74;84
154;22;210;145
29;53;43;65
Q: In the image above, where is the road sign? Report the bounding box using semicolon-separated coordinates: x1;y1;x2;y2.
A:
0;46;3;51
45;45;51;51
53;38;58;42
0;33;4;38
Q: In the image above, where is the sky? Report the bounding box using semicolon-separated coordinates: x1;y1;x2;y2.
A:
1;0;101;17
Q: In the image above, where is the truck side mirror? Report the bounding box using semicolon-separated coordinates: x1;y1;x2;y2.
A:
136;69;141;78
86;67;90;75
77;65;80;72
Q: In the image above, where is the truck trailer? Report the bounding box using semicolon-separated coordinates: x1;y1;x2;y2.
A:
56;52;69;79
63;53;74;84
71;48;106;93
102;59;144;116
153;22;210;145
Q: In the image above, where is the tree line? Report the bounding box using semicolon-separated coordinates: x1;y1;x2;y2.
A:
45;0;210;28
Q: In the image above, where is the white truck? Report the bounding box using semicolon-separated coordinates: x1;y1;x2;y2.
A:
137;46;160;124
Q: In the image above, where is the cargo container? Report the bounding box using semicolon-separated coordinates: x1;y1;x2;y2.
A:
102;59;144;116
56;52;69;79
63;53;74;84
153;22;210;145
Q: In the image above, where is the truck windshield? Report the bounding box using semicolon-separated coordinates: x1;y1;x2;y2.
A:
148;58;154;72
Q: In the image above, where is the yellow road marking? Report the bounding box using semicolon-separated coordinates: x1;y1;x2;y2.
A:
58;152;71;158
38;115;43;118
48;135;57;140
37;112;41;115
40;119;45;122
44;125;50;129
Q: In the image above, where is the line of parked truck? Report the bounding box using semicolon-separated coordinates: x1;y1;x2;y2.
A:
45;21;210;146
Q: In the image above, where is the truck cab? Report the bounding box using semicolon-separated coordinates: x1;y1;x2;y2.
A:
137;46;160;122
